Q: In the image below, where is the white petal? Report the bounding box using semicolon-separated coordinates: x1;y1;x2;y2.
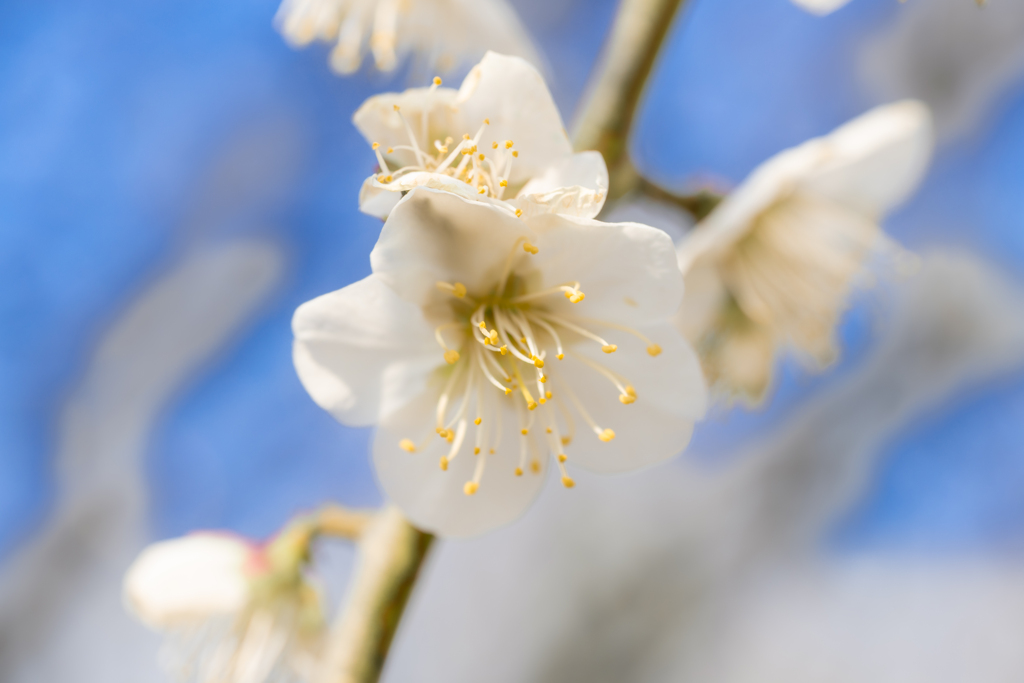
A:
358;172;485;219
798;99;934;216
552;322;707;474
517;151;609;197
506;185;607;220
123;533;252;629
790;0;853;15
524;213;685;327
373;388;548;538
675;262;728;343
370;188;532;308
352;86;464;171
293;274;440;427
456;51;573;185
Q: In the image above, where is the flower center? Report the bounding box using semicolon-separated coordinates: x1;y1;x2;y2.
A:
399;239;664;497
369;78;519;200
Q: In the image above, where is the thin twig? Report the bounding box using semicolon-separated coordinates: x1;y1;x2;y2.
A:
316;504;376;540
315;506;434;683
571;0;690;203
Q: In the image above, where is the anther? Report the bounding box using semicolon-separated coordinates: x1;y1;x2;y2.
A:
558;454;567;463
527;401;537;410
492;141;498;149
546;391;552;399
504;387;512;395
399;439;416;452
602;344;618;354
530;460;541;473
647;344;662;357
521;428;529;435
484;118;490;125
532;356;544;368
512;150;519;158
515;209;523;218
561;476;575;488
372;142;380;150
598;428;616;442
463;481;478;495
473;446;481;455
446;432;454;443
557;353;564;360
538;398;546;405
515;467;523;477
477;187;486;194
433;76;442;85
478;153;485;161
523;242;539;254
474;417;482;425
540;375;547;383
387;147;393;153
504;140;514;149
439;456;449;471
500;345;508;355
561;436;571;446
444;350;460;364
619;394;636;405
546;427;552;434
393;105;400;111
499;179;508;187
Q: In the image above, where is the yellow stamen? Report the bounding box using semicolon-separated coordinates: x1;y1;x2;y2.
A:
372;142;380;150
463;481;478;495
473;446;480;455
500;345;508;355
558;453;567;463
433;76;442;85
521;428;529;435
561;435;571;446
492;141;498;149
499;179;507;187
515;209;523;218
598;428;616;442
399;439;416;452
602;344;617;354
561;476;575;488
647;344;662;356
523;242;538;255
474;417;482;425
532;356;544;368
504;140;514;149
512;150;519;158
515;467;523;476
530;460;541;473
444;350;460;364
439;456;449;471
546;391;552;399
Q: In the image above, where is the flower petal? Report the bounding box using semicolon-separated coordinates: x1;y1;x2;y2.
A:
293;274;440;427
552;322;706;474
456;51;573;185
790;0;853;15
123;533;252;628
358;172;485;220
517;151;609;197
524;213;685;326
352;86;464;171
373;387;548;537
370;188;532;308
798;99;934;217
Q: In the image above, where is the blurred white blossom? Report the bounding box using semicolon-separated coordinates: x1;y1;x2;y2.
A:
792;0;985;17
124;532;323;683
675;100;933;403
353;52;608;220
292;187;706;537
275;0;540;76
859;0;1024;140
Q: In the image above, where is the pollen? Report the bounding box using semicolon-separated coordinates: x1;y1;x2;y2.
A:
527;400;537;410
530;460;541;473
569;292;585;303
478;187;486;194
474;417;482;425
499;179;508;187
437;428;449;438
463;481;479;495
393;104;400;112
647;344;662;356
523;242;539;255
546;427;552;434
372;142;380;150
532;356;544;368
500;345;508;355
512;150;519;158
561;476;575;489
399;439;416;452
556;353;564;360
561;436;572;446
558;454;567;463
515;467;523;477
601;344;618;354
446;432;454;443
540;375;547;383
504;140;514;149
387;147;393;154
433;76;442;85
444;349;460;364
546;391;552;399
492;141;499;149
598;428;616;442
619;394;636;404
439;456;449;471
515;209;523;218
504;387;512;395
484;118;490;125
521;428;529;435
473;446;481;455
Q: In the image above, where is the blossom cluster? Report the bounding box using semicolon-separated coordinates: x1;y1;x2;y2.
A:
122;9;935;680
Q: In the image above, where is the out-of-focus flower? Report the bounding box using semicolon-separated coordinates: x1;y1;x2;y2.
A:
353;51;608;220
792;0;985;16
859;0;1024;140
675;100;933;403
123;531;323;683
293;188;706;537
275;0;540;76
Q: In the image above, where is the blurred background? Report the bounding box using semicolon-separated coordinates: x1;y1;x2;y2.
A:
3;0;1024;680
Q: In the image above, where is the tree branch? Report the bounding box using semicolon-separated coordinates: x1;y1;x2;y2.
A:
571;0;689;202
315;506;434;683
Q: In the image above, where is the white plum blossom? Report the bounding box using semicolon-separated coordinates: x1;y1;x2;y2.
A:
275;0;540;76
353;51;608;220
675;100;934;403
123;532;323;683
293;188;707;537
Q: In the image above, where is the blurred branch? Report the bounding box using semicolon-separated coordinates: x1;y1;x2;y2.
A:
316;504;376;539
316;506;434;683
571;0;690;203
637;177;723;222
